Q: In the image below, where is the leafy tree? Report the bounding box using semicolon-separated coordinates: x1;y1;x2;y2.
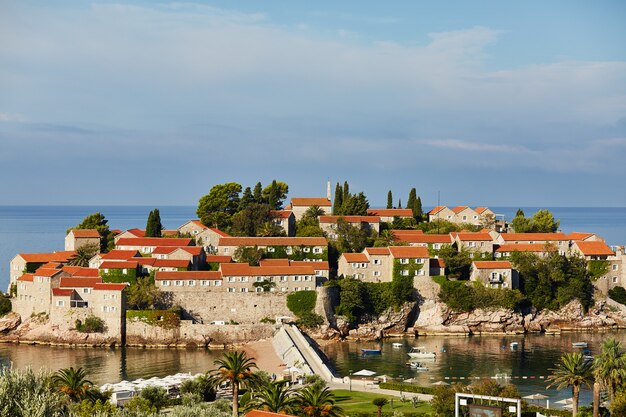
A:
373;229;396;247
372;397;389;417
296;385;342;417
335;277;366;323
239;187;255;211
247;380;297;414
69;242;100;267
253;279;276;292
334;218;374;254
332;183;343;215
197;182;242;230
386;191;393;209
480;213;496;230
145;208;163;237
139;385;169;412
609;286;626;305
547;352;593;417
231;203;274;237
70;399;116;417
512;212;533;233
438;246;472;279
234;246;264;266
52;367;92;403
532;209;560;232
262;180;289;210
253;182;264;204
126;276;165;310
415;219;460;234
342;192;369;215
210;351;258;417
180;374;216;402
431;384;466;417
0;295;11;317
68;212;113;253
296;207;325;237
125;395;157;414
593;338;626;401
305;205;325;219
0;367;66;417
611;391;626;416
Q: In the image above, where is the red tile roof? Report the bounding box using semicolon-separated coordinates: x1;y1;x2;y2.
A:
568;232;596;241
208;228;231;237
218;237;327;246
206;255;232;263
154;259;191;268
52;288;74;297
500;233;569;242
17;273;34;282
574;241;614;256
389;246;429;258
155;271;222;280
290;198;332;207
427;206;446;215
342;253;369;263
131;257;156;266
99;261;138;269
246;410;299;417
290;261;329;270
116;238;193;247
220;263;314;277
454;232;492;241
34;267;65;277
474;207;491;214
367;209;413;217
473;261;512;269
451;206;470;214
125;228;145;237
101;250;141;260
70;268;99;277
319;215;380;223
365;247;391;255
93;283;128;291
62;266;82;274
190;220;208;230
395;234;451;244
69;229;100;238
180;246;204;256
271;210;293;219
17;251;76;263
260;259;290;266
59;277;102;288
495;243;557;253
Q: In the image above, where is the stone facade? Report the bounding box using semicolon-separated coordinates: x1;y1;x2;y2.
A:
319;215;380;239
366;209;413;223
271;210;296;237
470;261;519;289
338;246;430;284
287;197;332;221
216;236;328;261
64;229;101;251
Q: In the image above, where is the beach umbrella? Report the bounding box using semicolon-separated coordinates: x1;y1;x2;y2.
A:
432;380;450;386
555;398;573;404
353;369;376;377
524;393;549;400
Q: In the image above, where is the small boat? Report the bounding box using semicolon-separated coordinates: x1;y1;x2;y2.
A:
361;349;382;355
408;347;436;359
510;342;519;349
406;361;429;371
572;342;588;348
392;343;403;348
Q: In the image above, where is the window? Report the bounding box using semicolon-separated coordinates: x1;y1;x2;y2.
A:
294;276;301;281
110;306;117;312
228;287;235;293
415;270;425;276
280;276;287;282
400;258;409;264
373;271;380;277
304;276;312;281
174;280;182;286
281;287;287;292
433;244;441;249
103;294;108;300
56;300;65;307
201;280;208;286
82;288;90;294
473;215;478;219
415;258;424;264
267;247;275;253
224;248;230;254
294;287;300;292
303;247;311;253
241;277;249;282
352;263;359;268
103;269;109;273
613;277;619;283
446;215;452;219
469;241;476;247
313;247;322;254
227;277;235;283
241;288;248;293
373;259;381;265
215;281;222;286
613;264;619;271
162;280;170;286
360;263;367;268
462;216;467;220
285;247;293;255
330;234;337;239
256;287;263;292
188;280;195;286
102;306;109;312
401;270;409;276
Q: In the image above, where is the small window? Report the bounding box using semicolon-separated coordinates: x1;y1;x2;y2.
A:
111;306;117;312
303;247;311;253
240;288;248;293
462;216;467;220
373;259;381;265
56;300;65;307
215;281;222;286
613;264;618;271
473;215;478;219
122;268;128;274
373;271;380;277
433;244;441;249
82;288;90;294
201;280;208;286
280;276;287;282
401;270;409;276
188;280;195;286
613;277;618;283
313;247;322;254
162;280;170;286
267;247;276;253
224;248;230;254
228;287;235;293
285;247;293;255
469;242;476;247
294;276;301;282
256;287;263;292
304;276;311;281
241;277;249;282
103;294;108;300
415;258;424;264
174;280;182;286
294;287;300;292
400;258;409;264
256;277;263;282
102;306;109;312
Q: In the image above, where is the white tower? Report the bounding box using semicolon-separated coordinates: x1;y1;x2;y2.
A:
327;179;331;200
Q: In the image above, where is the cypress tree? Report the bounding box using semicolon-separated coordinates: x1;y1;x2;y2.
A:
239;187;254;211
153;208;162;237
253;182;264;204
397;198;402;209
145;210;155;237
333;183;343;215
387;190;393;209
416;196;423;219
342;181;350;211
407;188;417;217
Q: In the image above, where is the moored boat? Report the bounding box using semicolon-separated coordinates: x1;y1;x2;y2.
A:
510;342;519;349
392;343;403;348
572;342;588;348
361;349;382;355
406;361;429;371
408;346;436;359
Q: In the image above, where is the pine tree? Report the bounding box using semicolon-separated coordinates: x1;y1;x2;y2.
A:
253;182;264;204
239;187;254;211
387;190;393;209
153;208;162;237
397;198;402;209
342;181;351;212
416;196;423;219
145;210;155;237
333;183;343;215
407;188;418;217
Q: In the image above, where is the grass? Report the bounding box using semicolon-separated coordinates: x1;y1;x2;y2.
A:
332;389;433;415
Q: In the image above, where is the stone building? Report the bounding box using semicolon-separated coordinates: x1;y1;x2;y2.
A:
285;197;332;221
452;232;494;255
8;251;75;291
115;237;194;254
318;215;380;239
493;232;570;255
216;236;328;261
337;246;430;284
65;229;101;251
366;209;413;223
271;210;296;237
470;260;519;289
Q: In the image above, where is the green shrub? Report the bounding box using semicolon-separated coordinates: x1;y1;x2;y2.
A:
378;382;434;395
140;385;169;411
296;312;324;328
127;309;181;329
260;317;275;324
435;277;524;312
286;290;317;317
75;315;106;333
0;295;11;317
609;286;626;305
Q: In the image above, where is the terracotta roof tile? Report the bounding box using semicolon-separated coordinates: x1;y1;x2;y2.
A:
290;261;329;270
218;237;327;246
271;210;293;219
34;267;65;278
116;237;193;247
319;215;380;223
59;277;102;288
365;247;391;255
155;271;222;280
391;230;424;235
206;255;232;263
451;206;470;214
388;246;429;258
70;268;100;277
62;266;82;274
342;253;369;263
395;234;451;244
17;251;76;263
100;250;141;260
290;198;332;207
52;288;74;297
366;209;413;217
69;229;100;238
93;283;128;291
153;259;190;268
17;273;34;282
500;233;569;242
455;232;492;241
473;261;512;269
474;207;491;214
568;232;596;241
260;259;290;266
99;261;138;269
495;243;557;253
208;228;231;237
427;206;446;215
574;241;614;256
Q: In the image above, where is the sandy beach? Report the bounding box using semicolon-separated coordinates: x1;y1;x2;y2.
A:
242;339;286;377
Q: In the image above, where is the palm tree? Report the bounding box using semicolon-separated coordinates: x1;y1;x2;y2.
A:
547;352;593;417
593;338;626;402
372;397;389;417
211;351;258;417
247;380;298;414
296;384;343;417
52;367;93;402
378;230;396;246
68;243;100;267
305;205;325;220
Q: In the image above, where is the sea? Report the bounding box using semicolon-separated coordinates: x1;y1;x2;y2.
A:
0;205;625;407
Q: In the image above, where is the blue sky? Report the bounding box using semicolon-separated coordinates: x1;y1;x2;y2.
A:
1;1;625;207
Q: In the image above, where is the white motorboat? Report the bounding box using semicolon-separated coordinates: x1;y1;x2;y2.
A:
572;342;588;348
392;343;403;348
510;342;519;349
408;346;436;359
406;361;429;371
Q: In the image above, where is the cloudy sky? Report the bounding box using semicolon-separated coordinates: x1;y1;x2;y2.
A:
1;1;625;207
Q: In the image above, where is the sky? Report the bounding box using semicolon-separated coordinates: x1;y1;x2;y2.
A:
1;1;626;208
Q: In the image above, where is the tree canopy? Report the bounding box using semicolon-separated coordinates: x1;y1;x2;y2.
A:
68;212;113;252
512;209;560;233
145;208;162;237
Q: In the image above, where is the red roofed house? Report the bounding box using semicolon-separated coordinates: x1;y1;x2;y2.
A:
116;237;194;254
271;210;296;237
452;232;494;255
65;229;101;252
9;251;76;292
220;263;318;294
338;246;430;284
470;261;519;289
287;197;332;221
392;231;452;251
150;246;207;270
216;237;328;261
14;266;69;318
88;250;141;268
571;241;622;294
450;206;479;225
337;252;371;280
427;206;455;223
494;232;570;255
367;209;413;223
319;215;380;239
177;220;231;253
